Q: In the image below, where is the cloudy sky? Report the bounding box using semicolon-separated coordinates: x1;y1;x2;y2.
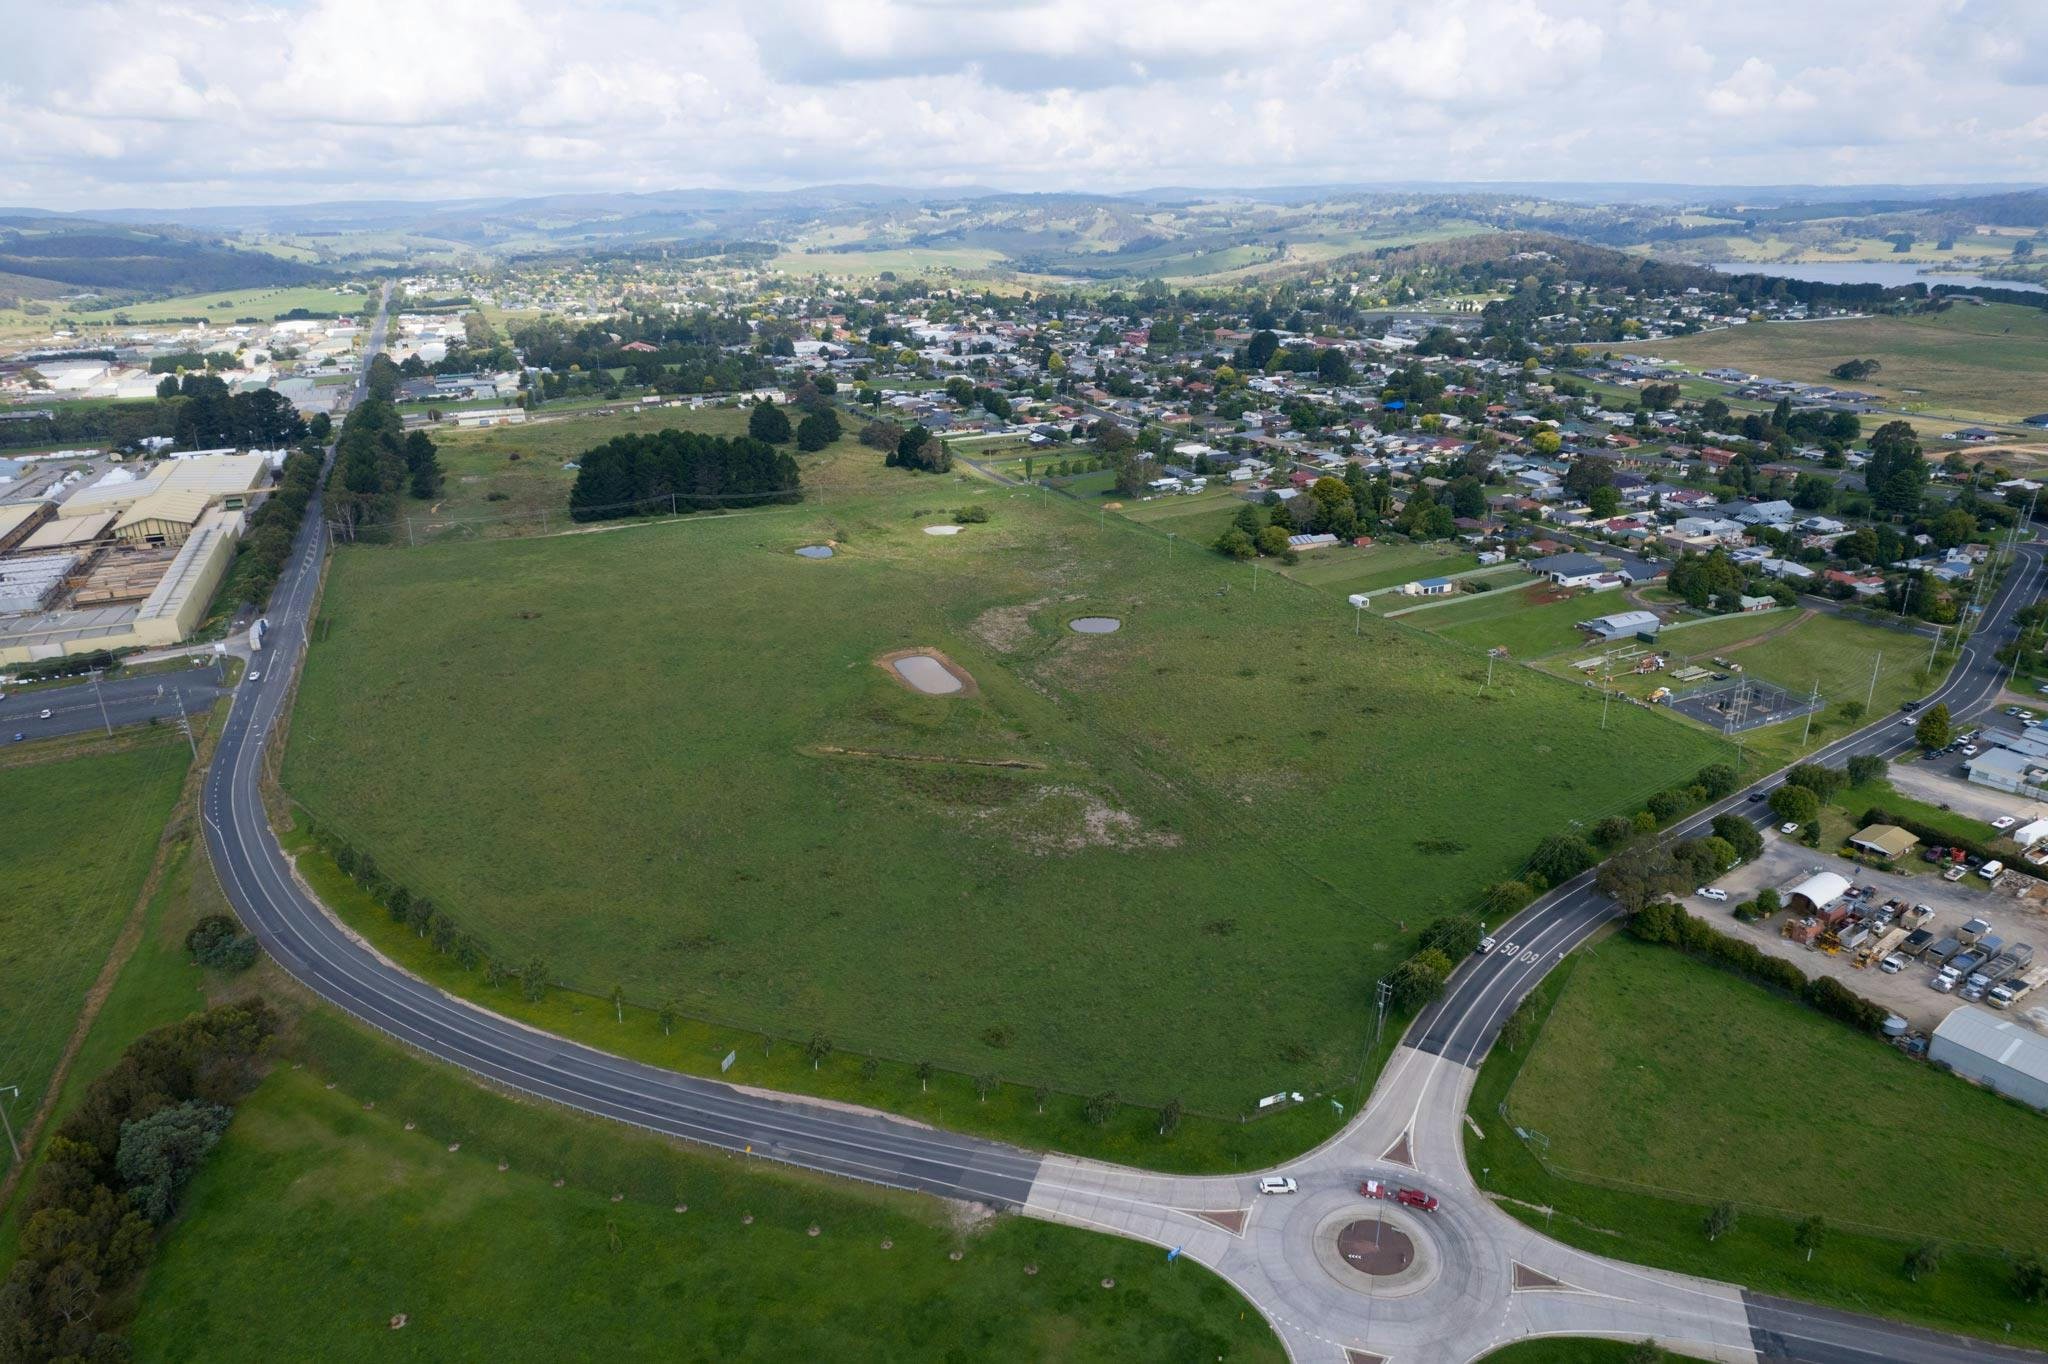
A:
4;0;2046;209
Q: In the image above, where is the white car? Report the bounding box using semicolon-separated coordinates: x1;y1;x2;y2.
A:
247;671;261;682
37;708;50;719
1476;937;1497;955
1963;745;1980;757
1698;887;1729;902
1993;816;2017;831
1780;822;1800;835
1257;1176;1298;1195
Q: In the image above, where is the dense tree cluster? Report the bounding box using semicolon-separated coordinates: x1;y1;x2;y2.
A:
567;429;802;522
0;999;275;1363
229;446;322;604
328;396;441;534
885;422;952;474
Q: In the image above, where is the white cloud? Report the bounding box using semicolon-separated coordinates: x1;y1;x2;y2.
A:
0;0;2042;208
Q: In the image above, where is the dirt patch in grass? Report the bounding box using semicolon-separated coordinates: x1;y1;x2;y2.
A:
968;598;1050;654
968;783;1183;855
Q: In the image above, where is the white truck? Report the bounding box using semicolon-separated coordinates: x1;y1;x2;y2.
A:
1991;965;2048;1011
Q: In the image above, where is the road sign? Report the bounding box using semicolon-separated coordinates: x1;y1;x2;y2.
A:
720;1050;736;1073
1167;1246;1182;1263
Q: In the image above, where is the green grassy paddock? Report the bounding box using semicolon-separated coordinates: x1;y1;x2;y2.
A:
132;1014;1284;1364
281;447;1726;1119
1465;937;2048;1350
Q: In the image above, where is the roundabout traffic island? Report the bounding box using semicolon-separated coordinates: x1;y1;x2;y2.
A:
1335;1218;1414;1276
1310;1204;1439;1298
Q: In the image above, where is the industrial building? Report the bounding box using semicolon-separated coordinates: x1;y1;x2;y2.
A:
1848;824;1919;860
0;451;268;666
1786;871;1851;916
1929;1006;2048;1111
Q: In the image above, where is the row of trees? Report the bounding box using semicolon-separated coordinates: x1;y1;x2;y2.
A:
0;1000;276;1362
231;446;323;603
329;396;441;535
566;429;802;522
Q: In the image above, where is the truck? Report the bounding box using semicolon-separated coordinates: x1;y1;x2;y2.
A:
1901;904;1935;932
1926;934;1963;967
1991;965;2048;1011
1970;942;2034;996
1901;927;1937;958
1947;947;1990;984
1959;918;1992;947
250;617;269;652
1857;926;1909;968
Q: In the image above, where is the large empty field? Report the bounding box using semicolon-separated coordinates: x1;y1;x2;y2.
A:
1619;303;2048;423
133;1018;1280;1364
283;455;1725;1111
0;740;189;1115
1507;936;2048;1247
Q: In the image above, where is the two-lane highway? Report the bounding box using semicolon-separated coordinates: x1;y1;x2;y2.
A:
0;667;225;742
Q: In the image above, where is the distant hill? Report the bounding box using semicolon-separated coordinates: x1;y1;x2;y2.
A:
0;216;327;296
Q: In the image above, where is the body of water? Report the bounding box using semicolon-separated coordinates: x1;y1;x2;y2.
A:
1709;260;2046;295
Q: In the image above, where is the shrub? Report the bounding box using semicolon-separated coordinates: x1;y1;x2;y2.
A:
953;504;991;524
1529;833;1596;885
183;915;258;972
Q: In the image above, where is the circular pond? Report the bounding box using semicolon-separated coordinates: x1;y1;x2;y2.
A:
1068;616;1121;634
923;524;964;536
794;545;834;559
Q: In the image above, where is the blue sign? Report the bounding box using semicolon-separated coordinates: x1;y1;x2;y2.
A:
1167;1246;1182;1263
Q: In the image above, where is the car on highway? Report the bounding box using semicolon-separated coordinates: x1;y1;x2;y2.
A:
1994;815;2017;830
11;733;20;743
1901;699;1921;712
1476;937;1496;955
1395;1188;1438;1212
1780;822;1800;835
1698;887;1729;902
1747;790;1766;802
37;708;50;719
1257;1176;1297;1195
247;671;261;682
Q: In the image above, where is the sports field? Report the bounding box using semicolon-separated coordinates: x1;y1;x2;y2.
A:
1414;582;1630;657
1618;303;2048;423
0;740;188;1118
283;447;1726;1112
1507;936;2048;1248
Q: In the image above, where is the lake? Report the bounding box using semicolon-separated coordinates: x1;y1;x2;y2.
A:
1709;261;2046;295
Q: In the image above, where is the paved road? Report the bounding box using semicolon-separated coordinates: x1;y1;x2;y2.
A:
198;290;2048;1363
0;667;225;742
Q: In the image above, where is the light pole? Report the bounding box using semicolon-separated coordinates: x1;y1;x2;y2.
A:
89;671;112;737
1865;651;1882;713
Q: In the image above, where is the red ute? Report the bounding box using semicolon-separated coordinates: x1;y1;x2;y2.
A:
1360;1179;1391;1200
1395;1188;1438;1212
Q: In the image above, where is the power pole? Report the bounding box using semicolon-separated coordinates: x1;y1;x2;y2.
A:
1801;678;1821;747
90;671;112;737
172;688;197;760
0;1084;18;1164
1866;650;1882;713
1373;979;1393;1044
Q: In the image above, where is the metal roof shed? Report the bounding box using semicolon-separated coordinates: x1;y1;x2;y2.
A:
1929;1007;2048;1112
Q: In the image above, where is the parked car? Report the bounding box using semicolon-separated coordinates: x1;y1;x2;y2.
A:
1698;888;1729;902
1395;1188;1438;1213
1257;1176;1297;1195
1780;822;1800;835
1994;815;2017;830
1945;866;1968;881
1964;745;1981;757
1880;954;1906;974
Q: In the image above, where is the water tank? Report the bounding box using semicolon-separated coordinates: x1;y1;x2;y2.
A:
1882;1014;1910;1038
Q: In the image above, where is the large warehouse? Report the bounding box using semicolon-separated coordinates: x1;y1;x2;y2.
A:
1929;1006;2048;1112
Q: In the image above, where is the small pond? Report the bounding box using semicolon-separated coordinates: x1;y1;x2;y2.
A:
892;655;964;695
794;545;834;559
923;524;964;536
1068;617;1122;634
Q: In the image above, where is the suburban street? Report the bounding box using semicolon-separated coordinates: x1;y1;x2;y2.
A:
194;280;2048;1364
0;666;224;742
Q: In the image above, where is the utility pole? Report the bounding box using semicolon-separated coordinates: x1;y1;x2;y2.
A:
1928;622;1944;671
1866;651;1882;713
1800;678;1821;747
1373;979;1393;1043
89;671;112;737
1600;666;1613;731
172;688;197;760
0;1084;19;1164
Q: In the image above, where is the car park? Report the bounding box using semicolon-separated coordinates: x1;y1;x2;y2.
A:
1258;1176;1297;1195
1698;887;1729;901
